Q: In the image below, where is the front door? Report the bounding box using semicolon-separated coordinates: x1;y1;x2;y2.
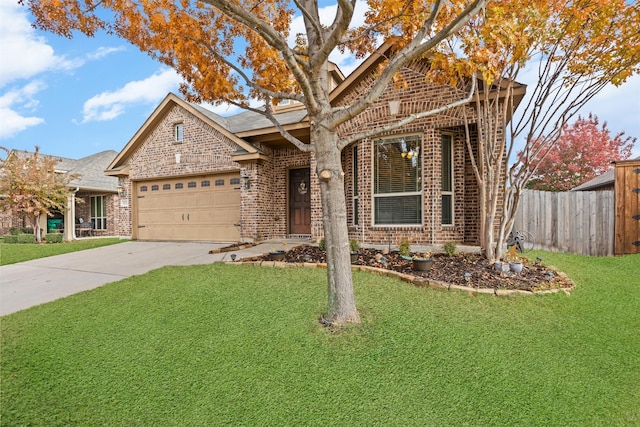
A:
289;168;311;235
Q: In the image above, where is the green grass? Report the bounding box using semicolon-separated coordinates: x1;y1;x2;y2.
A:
1;252;639;426
0;238;124;265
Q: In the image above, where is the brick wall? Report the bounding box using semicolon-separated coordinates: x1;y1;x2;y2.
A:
334;60;483;246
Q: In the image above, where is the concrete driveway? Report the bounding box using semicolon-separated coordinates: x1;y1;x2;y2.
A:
0;241;270;316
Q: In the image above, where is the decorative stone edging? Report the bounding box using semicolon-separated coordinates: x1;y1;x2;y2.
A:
209;243;257;254
224;260;576;296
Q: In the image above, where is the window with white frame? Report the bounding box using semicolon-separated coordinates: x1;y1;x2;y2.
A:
441;134;454;225
90;196;107;230
174;123;184;142
374;135;422;225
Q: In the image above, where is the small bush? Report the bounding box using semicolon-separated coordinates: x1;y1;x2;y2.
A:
9;228;20;235
46;233;63;243
349;239;360;253
444;241;457;256
398;238;411;256
318;239;326;251
21;227;34;234
4;235;18;244
17;234;35;244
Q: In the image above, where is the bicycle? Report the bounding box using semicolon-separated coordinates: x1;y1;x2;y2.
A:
507;229;535;253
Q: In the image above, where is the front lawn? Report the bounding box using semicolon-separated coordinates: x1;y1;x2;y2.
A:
1;252;638;426
0;238;124;265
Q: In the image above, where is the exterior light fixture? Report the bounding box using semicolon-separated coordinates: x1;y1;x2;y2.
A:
230;253;237;261
544;271;554;282
389;100;401;115
464;272;472;283
240;171;251;189
117;184;125;196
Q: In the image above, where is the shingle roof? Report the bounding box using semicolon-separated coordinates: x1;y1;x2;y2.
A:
571;169;614;191
11;149;118;192
192;103;308;133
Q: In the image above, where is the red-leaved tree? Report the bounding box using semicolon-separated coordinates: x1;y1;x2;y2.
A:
521;114;636;192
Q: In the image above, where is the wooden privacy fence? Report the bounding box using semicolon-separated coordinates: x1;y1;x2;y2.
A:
513;189;615;256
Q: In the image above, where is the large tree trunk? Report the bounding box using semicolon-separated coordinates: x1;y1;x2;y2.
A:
312;124;360;325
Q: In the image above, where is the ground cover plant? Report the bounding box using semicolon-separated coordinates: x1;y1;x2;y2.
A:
1;252;638;426
0;238;123;266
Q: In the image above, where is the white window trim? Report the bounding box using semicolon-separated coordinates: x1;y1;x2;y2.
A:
441;133;454;227
174;123;184;143
90;195;107;230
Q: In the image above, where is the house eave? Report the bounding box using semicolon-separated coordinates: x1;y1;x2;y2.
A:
231;153;270;162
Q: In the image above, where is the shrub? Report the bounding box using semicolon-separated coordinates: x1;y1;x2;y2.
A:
444;241;457;256
4;235;18;244
318;239;326;251
17;234;35;244
9;228;20;235
349;239;360;253
46;233;63;243
21;227;34;234
398;238;411;256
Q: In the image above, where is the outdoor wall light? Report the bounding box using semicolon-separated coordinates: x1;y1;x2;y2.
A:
240;171;251;189
388;99;401;115
117;184;125;197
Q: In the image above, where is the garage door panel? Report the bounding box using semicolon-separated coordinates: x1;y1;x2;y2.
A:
135;173;241;242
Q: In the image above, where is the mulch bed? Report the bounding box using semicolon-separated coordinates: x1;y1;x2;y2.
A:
246;245;574;292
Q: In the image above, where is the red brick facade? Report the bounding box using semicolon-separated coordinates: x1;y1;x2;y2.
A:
109;59;500;247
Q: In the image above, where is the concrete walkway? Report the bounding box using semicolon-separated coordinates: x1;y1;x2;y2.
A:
0;240;280;316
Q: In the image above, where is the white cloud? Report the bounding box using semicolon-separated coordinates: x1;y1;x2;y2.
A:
87;46;127;61
0;0;80;88
0;81;47;138
80;68;182;122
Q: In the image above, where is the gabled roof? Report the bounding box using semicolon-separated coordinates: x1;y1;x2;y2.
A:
11;149;118;192
106;93;265;175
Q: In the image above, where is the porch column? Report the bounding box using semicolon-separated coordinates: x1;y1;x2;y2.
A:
64;190;77;241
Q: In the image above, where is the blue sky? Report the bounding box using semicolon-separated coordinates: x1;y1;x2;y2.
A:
1;0;639;160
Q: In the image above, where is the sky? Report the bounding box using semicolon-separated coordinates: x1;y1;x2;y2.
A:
1;0;639;161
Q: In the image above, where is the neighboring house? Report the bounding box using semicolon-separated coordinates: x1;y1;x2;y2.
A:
0;150;119;240
106;46;525;246
571;169;615;191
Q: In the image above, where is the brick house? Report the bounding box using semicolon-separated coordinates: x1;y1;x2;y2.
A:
1;150;120;240
106;48;524;246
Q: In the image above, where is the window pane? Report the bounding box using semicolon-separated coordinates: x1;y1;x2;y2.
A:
441;134;452;192
375;195;422;225
188;181;197;188
375;136;422;194
442;194;453;225
175;124;184;142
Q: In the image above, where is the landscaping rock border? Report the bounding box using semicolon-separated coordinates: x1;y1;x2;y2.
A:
226;259;575;296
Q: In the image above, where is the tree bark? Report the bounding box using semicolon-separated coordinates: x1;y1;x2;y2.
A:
313;124;360;325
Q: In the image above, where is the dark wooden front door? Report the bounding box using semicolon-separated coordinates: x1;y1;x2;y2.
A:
289;168;311;235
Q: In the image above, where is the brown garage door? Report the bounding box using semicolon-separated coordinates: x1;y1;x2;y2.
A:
135;173;241;242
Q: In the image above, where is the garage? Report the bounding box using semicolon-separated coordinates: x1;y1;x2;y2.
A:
134;172;241;242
